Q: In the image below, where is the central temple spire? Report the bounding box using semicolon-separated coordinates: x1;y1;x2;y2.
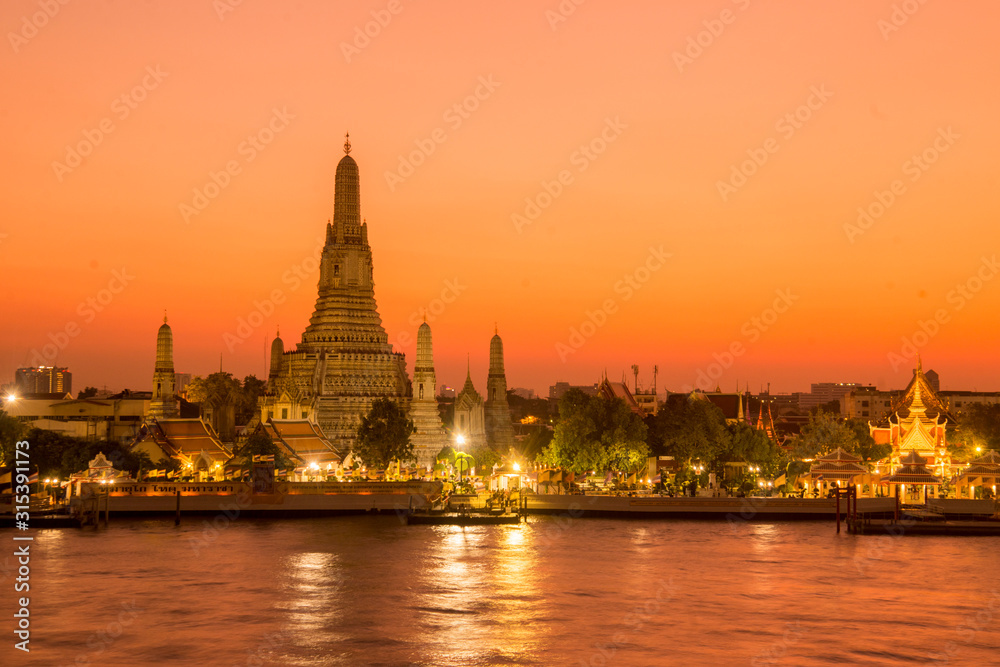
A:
333;135;360;233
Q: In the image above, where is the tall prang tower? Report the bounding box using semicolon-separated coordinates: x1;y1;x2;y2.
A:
261;135;411;452
484;327;516;451
150;313;178;419
408;320;447;466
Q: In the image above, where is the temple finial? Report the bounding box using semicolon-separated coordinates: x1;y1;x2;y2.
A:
422;310;427;324
276;325;280;337
344;132;351;155
494;322;498;336
916;353;922;373
163;309;168;324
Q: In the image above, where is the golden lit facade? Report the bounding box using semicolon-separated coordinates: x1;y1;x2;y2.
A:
262;137;411;452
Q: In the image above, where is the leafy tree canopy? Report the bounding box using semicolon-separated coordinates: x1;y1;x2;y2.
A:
354;398;414;470
539;389;648;472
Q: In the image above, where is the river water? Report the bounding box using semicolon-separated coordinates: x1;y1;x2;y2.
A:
3;515;999;666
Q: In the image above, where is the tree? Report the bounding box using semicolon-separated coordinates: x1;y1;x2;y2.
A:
951;404;1000;461
354;398;414;469
721;422;786;478
519;428;553;461
0;410;24;467
791;412;858;460
647;395;728;465
540;389;648;472
77;387;98;399
186;373;241;409
235;430;294;469
846;418;890;464
811;400;842;416
238;375;267;425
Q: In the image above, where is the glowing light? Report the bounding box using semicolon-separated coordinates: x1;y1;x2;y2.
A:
5;394;15;403
456;434;466;446
512;462;521;472
309;462;320;471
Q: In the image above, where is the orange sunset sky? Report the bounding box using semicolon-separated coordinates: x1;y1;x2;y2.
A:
3;0;1000;396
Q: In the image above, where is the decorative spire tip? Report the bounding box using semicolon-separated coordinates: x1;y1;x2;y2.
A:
343;132;351;155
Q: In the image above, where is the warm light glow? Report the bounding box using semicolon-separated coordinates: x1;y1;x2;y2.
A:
512;462;521;472
310;462;320;471
455;435;466;446
5;394;15;404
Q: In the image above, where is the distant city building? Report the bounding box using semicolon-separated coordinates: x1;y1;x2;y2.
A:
800;382;874;411
14;366;72;395
925;369;940;393
511;387;536;400
548;382;599;402
261;137;410;451
5;392;149;443
438;385;456;399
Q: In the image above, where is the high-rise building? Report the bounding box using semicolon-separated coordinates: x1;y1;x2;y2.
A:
548;382;599;402
14;366;72;395
261;136;410;451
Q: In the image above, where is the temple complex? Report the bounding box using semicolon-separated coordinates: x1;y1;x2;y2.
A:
261;136;411;452
484;328;516;451
454;359;487;450
149;314;178;419
408;321;447;466
870;358;956;476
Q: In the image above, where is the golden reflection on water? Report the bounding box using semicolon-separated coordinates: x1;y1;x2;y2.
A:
417;524;545;665
280;551;340;638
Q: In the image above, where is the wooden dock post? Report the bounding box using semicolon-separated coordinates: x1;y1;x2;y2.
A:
175;488;181;526
835;488;841;533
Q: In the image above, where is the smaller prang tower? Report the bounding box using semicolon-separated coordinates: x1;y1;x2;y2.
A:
408;320;447;466
150;313;178;419
484;326;515;451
